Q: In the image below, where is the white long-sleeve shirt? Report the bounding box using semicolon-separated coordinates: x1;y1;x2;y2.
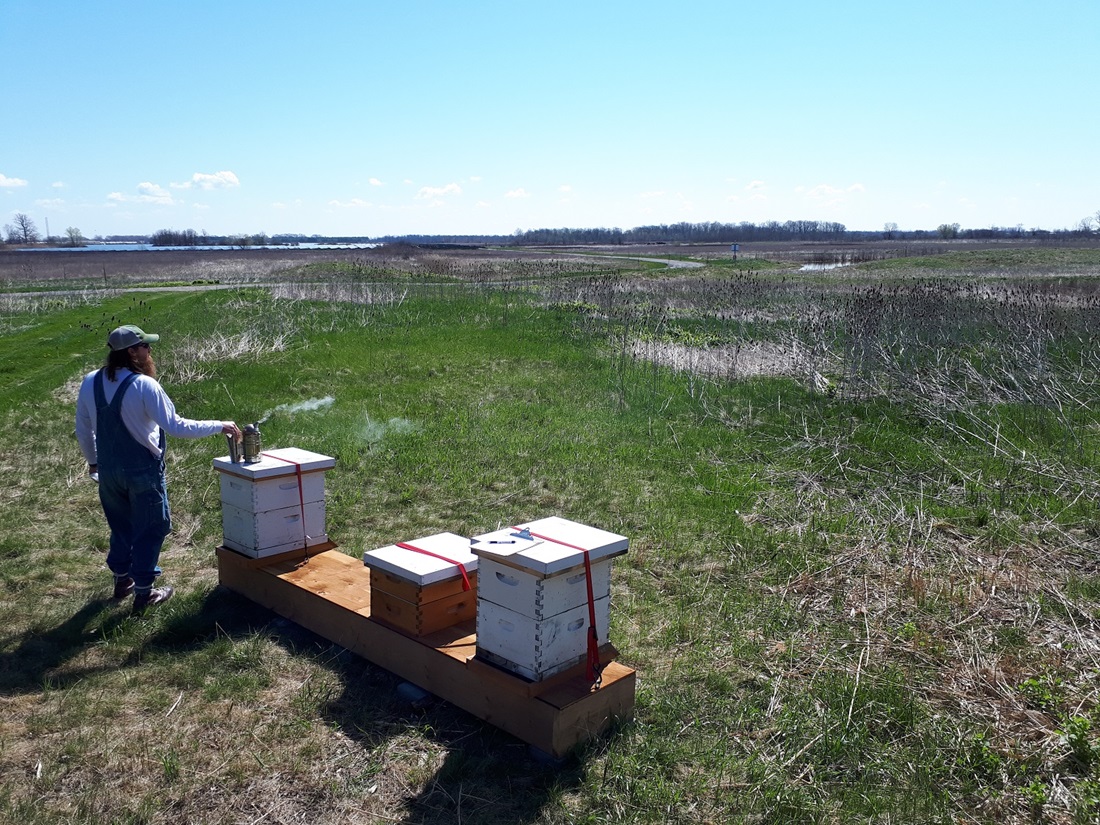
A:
75;368;225;463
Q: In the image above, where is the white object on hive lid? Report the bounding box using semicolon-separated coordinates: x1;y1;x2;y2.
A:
469;516;628;577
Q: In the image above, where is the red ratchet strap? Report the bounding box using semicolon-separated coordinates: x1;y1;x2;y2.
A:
511;526;603;686
395;542;472;591
260;452;311;552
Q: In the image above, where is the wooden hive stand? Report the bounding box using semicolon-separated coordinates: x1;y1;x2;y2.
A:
216;544;636;759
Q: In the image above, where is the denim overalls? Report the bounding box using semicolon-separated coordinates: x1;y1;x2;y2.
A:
94;370;170;592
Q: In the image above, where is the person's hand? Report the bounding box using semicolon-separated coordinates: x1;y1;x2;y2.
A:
222;422;242;441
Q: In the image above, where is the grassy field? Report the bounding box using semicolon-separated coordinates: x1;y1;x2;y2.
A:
3;245;1100;823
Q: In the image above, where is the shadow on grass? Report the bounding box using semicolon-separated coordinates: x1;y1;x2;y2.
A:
0;583;275;694
0;597;132;694
314;648;590;825
148;586;590;824
0;584;591;821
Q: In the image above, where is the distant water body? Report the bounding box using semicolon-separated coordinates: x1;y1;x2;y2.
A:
21;242;380;253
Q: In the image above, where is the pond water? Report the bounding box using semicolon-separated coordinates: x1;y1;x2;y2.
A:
799;262;852;271
21;242;380;253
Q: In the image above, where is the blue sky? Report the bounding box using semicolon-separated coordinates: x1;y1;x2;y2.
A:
3;0;1097;238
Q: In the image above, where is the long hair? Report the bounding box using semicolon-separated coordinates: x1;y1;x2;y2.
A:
104;347;156;381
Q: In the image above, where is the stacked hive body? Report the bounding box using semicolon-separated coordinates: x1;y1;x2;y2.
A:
363;532;478;636
214;447;335;558
471;516;628;681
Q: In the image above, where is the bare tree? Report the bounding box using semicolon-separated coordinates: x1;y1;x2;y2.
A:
65;226;86;247
12;213;40;243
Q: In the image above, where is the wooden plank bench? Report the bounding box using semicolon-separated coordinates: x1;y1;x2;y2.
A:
216;545;636;758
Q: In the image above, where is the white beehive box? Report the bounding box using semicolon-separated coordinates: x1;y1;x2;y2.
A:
471;516;627;617
218;466;327;512
476;556;613;620
214;447;335;558
476;596;611;681
221;500;328;558
470;516;627;680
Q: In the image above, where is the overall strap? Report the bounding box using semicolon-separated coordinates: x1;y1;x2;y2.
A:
110;371;140;411
93;370;158;469
93;369;139;411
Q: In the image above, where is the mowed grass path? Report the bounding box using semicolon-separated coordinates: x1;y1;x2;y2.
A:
1;273;1099;824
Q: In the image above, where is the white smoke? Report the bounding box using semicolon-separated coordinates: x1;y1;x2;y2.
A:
360;415;419;445
258;396;335;423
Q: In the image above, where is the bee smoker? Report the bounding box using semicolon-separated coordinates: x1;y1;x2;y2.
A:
225;432;243;463
242;422;262;463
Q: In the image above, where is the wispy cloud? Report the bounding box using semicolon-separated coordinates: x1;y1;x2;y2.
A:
801;182;865;206
171;170;240;190
369;177;383;186
0;173;28;188
744;180;768;202
328;198;370;208
108;182;175;205
505;188;530;199
35;198;64;208
416;183;462;199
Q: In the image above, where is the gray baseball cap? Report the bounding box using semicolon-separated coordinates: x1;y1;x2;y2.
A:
108;324;160;351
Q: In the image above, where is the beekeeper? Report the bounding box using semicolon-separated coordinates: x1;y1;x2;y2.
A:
75;324;241;613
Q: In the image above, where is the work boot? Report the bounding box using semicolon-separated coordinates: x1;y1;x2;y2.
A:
132;586;175;615
112;575;135;600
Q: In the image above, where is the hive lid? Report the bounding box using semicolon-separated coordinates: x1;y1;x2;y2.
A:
470;516;628;576
363;532;479;585
213;447;336;480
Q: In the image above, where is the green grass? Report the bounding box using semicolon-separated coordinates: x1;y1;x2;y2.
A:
3;252;1100;823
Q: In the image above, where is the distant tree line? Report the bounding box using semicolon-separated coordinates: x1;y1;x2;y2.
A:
151;228;203;246
375;217;1100;247
150;228;276;247
6;213;1098;250
147;229;375;247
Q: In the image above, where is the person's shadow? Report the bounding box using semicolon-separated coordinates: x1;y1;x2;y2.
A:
0;597;130;693
1;586;600;823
